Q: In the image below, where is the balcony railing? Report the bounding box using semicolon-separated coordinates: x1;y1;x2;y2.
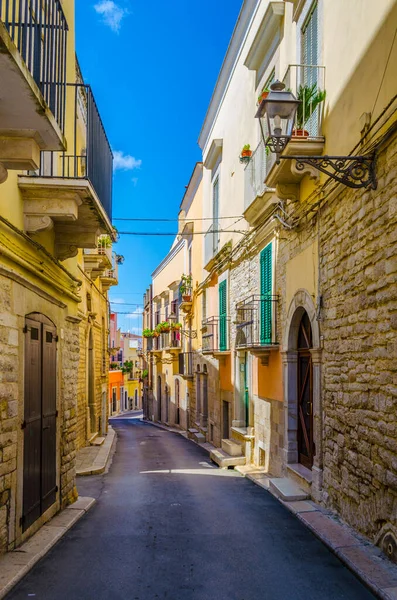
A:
244;140;276;212
0;0;68;133
282;64;326;139
202;317;230;353
30;84;113;220
204;223;220;267
178;352;193;377
235;295;278;348
84;236;112;263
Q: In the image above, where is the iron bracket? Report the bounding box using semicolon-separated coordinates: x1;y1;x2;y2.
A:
279;154;377;189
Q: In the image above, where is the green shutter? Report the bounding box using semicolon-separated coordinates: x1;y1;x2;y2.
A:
219;280;227;351
302;2;318;86
260;244;272;345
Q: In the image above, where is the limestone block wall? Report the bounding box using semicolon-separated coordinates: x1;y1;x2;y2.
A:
320;132;397;545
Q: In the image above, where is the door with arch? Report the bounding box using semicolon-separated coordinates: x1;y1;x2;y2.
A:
23;314;57;531
297;311;314;468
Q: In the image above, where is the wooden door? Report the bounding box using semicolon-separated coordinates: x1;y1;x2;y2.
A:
297;312;314;468
175;379;180;425
23;315;57;531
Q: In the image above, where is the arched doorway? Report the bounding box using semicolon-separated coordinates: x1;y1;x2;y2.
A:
157;376;162;421
297;311;313;468
23;313;57;531
175;379;180;425
88;329;95;434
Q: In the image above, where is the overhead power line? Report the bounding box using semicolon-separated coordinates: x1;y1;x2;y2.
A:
117;229;247;236
113;216;243;222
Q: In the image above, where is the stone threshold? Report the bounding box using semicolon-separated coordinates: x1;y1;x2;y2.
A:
75;426;116;476
0;497;96;600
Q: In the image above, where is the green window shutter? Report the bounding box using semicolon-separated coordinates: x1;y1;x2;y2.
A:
219;280;227;351
260;244;272;345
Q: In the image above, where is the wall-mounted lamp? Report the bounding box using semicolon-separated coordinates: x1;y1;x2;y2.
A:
255;81;377;190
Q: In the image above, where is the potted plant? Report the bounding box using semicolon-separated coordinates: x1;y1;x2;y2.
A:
241;144;252;158
257;88;269;105
172;322;182;331
98;234;112;248
180;274;193;302
293;83;326;138
143;329;154;338
153;331;160;338
160;321;171;333
116;254;124;265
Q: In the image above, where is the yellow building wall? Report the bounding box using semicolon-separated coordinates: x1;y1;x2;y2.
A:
285;240;318;311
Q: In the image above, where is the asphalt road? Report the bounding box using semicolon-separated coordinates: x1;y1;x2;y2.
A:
7;417;375;600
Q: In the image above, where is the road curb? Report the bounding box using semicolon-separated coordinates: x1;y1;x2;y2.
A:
0;497;95;599
76;426;117;476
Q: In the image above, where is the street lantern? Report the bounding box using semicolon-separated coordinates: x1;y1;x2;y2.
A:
255;80;300;159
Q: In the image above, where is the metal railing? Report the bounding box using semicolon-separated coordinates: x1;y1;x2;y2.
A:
178;352;193;377
204;223;220;266
244;140;276;211
84;235;112;263
282;64;326;139
202;316;230;353
30;84;113;220
0;0;68;132
235;295;278;348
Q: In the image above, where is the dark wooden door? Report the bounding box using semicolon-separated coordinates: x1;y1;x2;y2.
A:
23;316;57;531
297;312;314;469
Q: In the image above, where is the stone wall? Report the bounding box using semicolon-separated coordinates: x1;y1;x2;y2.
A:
0;277;18;553
320;132;397;547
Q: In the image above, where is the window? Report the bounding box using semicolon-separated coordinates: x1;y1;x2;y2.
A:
260;243;273;345
219;280;227;351
302;2;318;84
212;176;220;255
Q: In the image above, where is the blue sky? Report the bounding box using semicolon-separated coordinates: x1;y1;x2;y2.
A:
76;0;242;333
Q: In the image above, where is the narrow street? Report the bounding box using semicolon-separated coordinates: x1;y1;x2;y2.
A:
6;418;374;600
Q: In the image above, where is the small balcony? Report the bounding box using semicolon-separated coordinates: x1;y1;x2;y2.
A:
235;295;279;365
244;140;277;227
0;1;68;174
83;235;113;278
265;64;326;199
153;330;182;352
100;253;118;291
19;84;113;260
202;317;230;356
178;352;193;378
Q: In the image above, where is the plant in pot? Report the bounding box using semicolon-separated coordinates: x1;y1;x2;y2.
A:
180;274;193;302
143;328;154;338
172;322;182;331
98;234;112;248
160;321;171;333
240;144;252;164
257;88;269;105
293;83;326;138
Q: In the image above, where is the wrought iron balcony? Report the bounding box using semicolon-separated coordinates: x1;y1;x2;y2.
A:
178;352;193;378
19;84;113;258
202;316;230;355
235;295;279;363
0;0;68;172
152;330;182;352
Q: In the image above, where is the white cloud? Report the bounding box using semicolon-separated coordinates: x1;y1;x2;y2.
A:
113;151;142;171
94;1;126;33
126;308;143;318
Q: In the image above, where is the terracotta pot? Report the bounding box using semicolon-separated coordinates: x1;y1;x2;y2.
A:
182;295;192;302
241;150;252;157
161;327;170;333
258;91;269;103
173;324;181;330
292;128;309;138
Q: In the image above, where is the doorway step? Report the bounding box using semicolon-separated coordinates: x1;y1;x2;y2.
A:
188;427;207;444
268;477;309;501
210;438;246;468
91;436;105;447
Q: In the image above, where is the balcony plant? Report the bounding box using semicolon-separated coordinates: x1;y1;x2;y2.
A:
172;322;182;331
257;88;269;105
98;234;112;248
143;329;154;338
293;83;326;137
180;274;193;302
241;144;252;158
156;321;171;333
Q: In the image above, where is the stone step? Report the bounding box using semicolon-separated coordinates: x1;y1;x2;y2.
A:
269;477;309;501
192;432;206;444
210;448;246;469
221;438;243;457
91;436;106;447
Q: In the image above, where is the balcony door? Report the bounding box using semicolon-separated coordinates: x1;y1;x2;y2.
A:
23;314;57;532
297;311;314;468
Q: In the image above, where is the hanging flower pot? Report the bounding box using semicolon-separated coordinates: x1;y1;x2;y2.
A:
257;90;269;105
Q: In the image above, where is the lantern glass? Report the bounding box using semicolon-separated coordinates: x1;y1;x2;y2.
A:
255;81;300;154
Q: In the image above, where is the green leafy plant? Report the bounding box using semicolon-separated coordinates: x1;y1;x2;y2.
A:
110;362;118;370
98;234;111;248
143;328;154;338
295;83;326;130
156;321;171;333
180;274;193;296
142;369;148;379
122;360;133;375
172;322;182;330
